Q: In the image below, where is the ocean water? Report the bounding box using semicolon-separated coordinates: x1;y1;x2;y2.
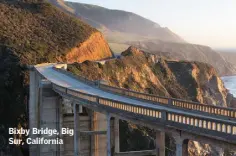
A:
222;76;236;97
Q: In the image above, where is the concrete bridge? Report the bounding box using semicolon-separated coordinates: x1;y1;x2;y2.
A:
29;63;236;156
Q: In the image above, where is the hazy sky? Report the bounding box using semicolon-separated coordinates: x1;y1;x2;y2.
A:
67;0;236;49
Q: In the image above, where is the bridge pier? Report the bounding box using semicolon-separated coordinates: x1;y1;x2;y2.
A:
89;110;95;156
156;131;165;156
107;114;111;156
29;69;38;156
174;137;188;156
39;80;61;156
114;118;120;153
73;103;80;156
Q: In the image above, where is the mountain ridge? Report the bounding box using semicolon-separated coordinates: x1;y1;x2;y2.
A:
48;0;185;43
127;40;236;76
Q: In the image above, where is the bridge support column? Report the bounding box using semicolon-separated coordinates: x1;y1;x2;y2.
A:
175;138;188;156
29;69;38;156
107;114;111;156
114;118;120;153
39;80;61;156
92;112;108;156
89;110;95;156
73;103;80;156
156;131;165;156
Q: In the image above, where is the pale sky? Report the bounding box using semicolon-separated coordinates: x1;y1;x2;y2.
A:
67;0;236;49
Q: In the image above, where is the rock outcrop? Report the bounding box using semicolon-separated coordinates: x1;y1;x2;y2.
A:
69;46;230;107
66;32;113;63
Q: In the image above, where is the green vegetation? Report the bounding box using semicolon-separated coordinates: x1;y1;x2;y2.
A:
0;0;96;64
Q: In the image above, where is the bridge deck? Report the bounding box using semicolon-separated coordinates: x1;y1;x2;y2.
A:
36;64;235;124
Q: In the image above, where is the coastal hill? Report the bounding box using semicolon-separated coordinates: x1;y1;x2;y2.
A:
127;40;236;76
0;0;112;64
48;0;185;43
0;0;112;152
48;0;236;76
218;50;236;68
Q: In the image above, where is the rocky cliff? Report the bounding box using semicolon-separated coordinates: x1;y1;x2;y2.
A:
69;46;231;107
68;46;235;155
66;32;113;63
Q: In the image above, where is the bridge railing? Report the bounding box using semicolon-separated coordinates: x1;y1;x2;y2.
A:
99;84;169;104
171;98;236;118
99;83;236;119
52;83;236;143
52;66;236;119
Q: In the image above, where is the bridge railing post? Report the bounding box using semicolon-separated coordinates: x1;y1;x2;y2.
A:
96;96;99;104
97;80;100;88
168;99;172;105
161;110;167;121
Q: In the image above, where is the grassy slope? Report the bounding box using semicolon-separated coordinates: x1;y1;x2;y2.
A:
0;0;99;150
0;0;97;64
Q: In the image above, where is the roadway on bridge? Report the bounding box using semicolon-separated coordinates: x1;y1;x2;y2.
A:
35;64;235;124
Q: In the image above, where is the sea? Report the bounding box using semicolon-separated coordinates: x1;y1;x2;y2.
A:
222;76;236;97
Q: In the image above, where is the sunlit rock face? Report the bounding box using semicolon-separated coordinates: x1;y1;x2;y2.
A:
66;32;113;63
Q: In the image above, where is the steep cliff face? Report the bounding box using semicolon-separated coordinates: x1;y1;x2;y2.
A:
167;61;228;107
66;32;113;63
68;46;234;155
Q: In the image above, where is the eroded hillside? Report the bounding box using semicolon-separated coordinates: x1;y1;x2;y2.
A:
68;46;235;155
